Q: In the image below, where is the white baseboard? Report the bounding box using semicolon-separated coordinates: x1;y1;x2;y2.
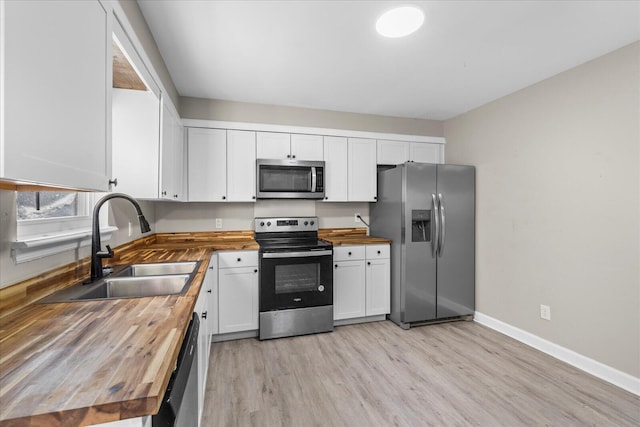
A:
473;311;640;396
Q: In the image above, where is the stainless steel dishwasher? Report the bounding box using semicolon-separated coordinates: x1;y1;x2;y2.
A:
153;313;199;427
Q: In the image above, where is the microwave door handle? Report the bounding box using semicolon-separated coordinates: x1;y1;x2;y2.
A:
311;166;317;193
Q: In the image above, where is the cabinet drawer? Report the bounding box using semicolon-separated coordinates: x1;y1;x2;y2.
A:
218;250;258;268
333;245;365;262
366;245;390;259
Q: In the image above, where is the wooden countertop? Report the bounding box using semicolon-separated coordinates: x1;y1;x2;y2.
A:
319;228;392;246
0;232;257;427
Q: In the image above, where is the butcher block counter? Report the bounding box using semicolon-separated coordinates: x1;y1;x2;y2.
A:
0;231;258;427
319;228;391;246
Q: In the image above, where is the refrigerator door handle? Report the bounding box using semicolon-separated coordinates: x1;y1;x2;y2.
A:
431;193;439;257
438;193;446;257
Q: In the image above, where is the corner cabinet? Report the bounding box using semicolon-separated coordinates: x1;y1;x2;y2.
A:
333;244;390;323
1;0;112;190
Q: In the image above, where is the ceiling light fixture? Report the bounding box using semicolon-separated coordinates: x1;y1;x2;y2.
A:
376;6;424;38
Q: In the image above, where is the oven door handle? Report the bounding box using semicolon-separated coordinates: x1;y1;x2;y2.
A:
262;250;333;259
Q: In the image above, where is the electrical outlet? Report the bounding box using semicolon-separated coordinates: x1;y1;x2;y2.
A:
128;222;132;237
540;304;551;321
215;218;222;229
354;213;361;223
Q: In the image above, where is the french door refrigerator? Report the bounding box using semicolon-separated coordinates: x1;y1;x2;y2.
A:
370;162;475;329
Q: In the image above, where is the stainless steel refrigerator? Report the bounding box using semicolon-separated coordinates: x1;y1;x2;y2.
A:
370;162;475;329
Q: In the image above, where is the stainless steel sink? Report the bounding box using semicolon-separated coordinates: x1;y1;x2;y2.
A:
39;261;201;303
114;262;199;277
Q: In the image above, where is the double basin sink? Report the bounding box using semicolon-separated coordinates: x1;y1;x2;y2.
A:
39;261;201;303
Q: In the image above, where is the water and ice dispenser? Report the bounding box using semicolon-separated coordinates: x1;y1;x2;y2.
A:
411;209;431;242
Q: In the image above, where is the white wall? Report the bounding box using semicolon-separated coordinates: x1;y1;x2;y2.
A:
154;200;369;233
443;42;640;377
0;190;155;288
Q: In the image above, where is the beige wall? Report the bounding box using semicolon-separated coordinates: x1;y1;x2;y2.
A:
443;42;640;377
117;0;180;109
181;97;444;137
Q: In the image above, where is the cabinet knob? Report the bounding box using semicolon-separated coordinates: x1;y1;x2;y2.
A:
334;264;338;268
377;250;381;254
109;178;118;187
207;289;212;293
254;269;258;273
286;154;291;159
209;266;214;270
202;311;207;319
367;261;371;265
252;196;256;200
374;196;377;200
292;155;296;159
222;196;226;200
173;194;178;198
162;190;167;196
348;252;352;256
237;258;242;262
325;197;328;200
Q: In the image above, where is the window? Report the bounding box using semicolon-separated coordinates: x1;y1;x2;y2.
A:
12;191;116;264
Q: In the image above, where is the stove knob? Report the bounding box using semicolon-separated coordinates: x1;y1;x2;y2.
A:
310;221;315;226
267;221;271;226
318;285;325;292
304;221;308;226
260;221;265;227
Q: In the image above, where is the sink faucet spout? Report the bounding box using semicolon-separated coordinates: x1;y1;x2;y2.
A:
90;193;151;282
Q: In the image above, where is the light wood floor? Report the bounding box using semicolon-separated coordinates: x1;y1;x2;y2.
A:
202;320;639;426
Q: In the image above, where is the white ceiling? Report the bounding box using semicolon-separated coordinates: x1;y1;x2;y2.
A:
137;1;639;121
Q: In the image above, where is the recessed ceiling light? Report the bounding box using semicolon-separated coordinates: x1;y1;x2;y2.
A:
376;6;425;38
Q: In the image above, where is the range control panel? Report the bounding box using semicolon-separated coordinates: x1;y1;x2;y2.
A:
254;217;319;233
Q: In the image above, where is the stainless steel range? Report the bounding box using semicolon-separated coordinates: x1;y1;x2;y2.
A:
255;217;334;340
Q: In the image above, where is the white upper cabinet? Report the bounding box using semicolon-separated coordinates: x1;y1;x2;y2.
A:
257;132;323;161
377;140;410;165
256;132;291;159
1;0;112;190
160;102;185;201
226;130;256;202
290;134;324;161
377;139;444;165
409;142;443;164
323;136;348;202
348;138;377;202
112;89;160;199
188;128;227;202
187;128;256;202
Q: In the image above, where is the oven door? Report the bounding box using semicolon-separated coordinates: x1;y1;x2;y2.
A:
259;249;333;311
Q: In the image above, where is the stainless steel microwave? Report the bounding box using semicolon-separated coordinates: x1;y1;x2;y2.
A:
256;159;325;199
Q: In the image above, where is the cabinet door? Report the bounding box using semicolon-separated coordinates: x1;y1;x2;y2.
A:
377;140;409;165
218;267;259;333
195;285;209;424
173;118;185;201
323;136;348;202
2;0;111;191
348;138;377;202
227;130;256;201
410;143;443;164
161;102;181;200
256;132;291;159
187;128;227;201
207;255;219;335
291;134;323;161
365;258;390;316
112;89;160;199
333;260;366;320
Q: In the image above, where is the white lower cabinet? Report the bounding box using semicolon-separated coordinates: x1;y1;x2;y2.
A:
217;251;259;334
195;259;214;426
333;245;390;322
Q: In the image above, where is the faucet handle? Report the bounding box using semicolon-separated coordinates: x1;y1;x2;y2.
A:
97;245;114;259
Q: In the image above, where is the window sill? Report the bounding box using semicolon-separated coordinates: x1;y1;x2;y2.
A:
11;226;119;264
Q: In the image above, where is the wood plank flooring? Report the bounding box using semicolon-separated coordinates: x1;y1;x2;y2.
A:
203;321;639;426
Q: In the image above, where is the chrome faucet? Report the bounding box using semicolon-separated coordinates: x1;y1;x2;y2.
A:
90;193;151;282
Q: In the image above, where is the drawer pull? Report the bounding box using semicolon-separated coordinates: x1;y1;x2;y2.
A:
348;252;352;256
377;250;381;254
207;289;212;293
202;311;207;319
237;258;241;262
367;262;371;266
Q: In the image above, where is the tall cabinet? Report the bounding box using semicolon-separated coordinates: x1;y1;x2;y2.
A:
1;0;112;190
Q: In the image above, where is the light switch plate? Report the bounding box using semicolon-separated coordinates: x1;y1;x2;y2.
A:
540;304;551;320
215;218;222;229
